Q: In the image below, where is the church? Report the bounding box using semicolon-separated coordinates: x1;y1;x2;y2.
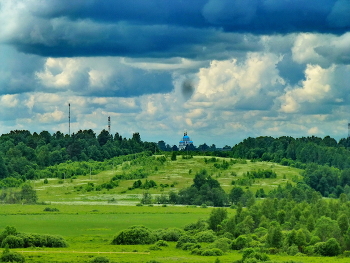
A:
179;132;193;150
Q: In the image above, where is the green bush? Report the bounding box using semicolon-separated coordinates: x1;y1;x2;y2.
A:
313;239;341;257
182;243;201;251
0;226;17;243
241;248;269;262
190;248;203;255
232;235;249;250
176;235;197;249
43;234;68;247
287;244;299;256
90;256;109;263
303;245;315;256
156;227;183;241
1;235;24;248
43;207;59;212
210;237;231;252
201;248;223;256
111;225;156;245
1;248;25;263
195;230;217;243
155;240;168;247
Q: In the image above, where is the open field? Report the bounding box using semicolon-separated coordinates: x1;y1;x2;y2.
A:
0;205;224;236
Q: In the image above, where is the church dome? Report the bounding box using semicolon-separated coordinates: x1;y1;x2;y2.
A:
179;132;194;150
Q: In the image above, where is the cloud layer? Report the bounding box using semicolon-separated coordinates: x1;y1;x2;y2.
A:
1;0;350;146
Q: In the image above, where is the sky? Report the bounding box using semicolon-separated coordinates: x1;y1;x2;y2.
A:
1;0;350;147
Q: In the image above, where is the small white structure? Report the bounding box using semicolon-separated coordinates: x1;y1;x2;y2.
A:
179;132;193;150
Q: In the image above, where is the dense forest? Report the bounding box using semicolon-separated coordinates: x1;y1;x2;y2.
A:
0;129;156;183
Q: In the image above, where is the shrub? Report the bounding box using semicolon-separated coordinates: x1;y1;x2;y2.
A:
191;248;203;255
90;256;109;263
287;244;299;256
182;243;201;251
195;230;217;243
184;219;208;234
1;251;25;263
242;248;269;262
1;235;24;248
156;228;183;241
43;207;59;212
43;234;68;247
232;235;249;250
0;226;17;243
220;232;234;240
313;242;325;255
303;245;314;255
155;240;168;247
210;238;231;252
201;248;223;256
323;238;341;256
176;235;197;249
111;225;156;245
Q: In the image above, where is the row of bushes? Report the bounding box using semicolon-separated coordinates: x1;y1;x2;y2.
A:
0;226;68;249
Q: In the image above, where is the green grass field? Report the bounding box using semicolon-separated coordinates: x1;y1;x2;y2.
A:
0;205;223;236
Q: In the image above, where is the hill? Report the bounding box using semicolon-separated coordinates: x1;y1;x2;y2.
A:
31;155;302;205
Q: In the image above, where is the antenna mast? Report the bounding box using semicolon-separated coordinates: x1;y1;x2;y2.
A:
68;103;71;136
348;123;350;138
108;116;111;134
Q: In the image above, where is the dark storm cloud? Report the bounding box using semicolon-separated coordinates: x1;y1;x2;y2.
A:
3;0;350;58
0;45;44;95
90;69;173;97
8;21;262;59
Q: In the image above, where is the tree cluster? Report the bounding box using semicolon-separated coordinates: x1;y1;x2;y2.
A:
0;129;156;181
168;169;228;207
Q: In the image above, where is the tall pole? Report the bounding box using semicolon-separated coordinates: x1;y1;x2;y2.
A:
68;103;71;136
348;123;350;138
108;116;111;134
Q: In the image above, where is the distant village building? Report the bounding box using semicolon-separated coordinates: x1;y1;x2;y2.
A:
179;132;193;150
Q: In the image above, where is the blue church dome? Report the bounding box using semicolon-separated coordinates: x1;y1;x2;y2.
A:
179;132;194;150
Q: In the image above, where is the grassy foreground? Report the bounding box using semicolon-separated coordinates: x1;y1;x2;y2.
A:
1;204;350;262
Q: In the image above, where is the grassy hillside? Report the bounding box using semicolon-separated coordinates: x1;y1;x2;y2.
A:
34;155;302;204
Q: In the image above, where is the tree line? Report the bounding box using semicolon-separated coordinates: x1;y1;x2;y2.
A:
0;129;156;182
